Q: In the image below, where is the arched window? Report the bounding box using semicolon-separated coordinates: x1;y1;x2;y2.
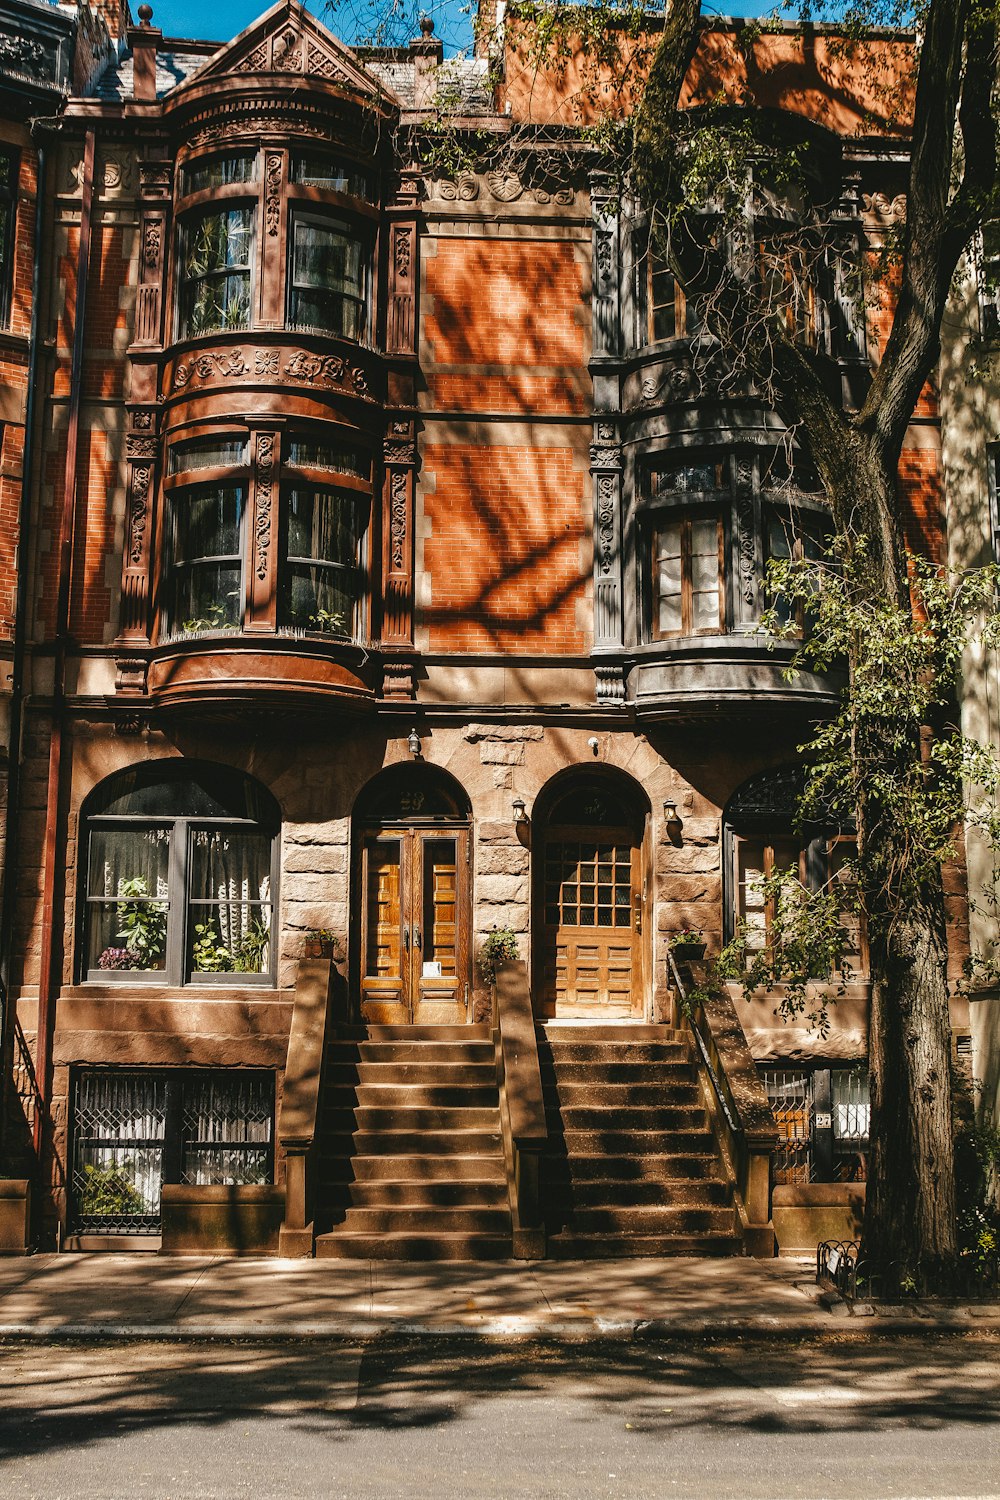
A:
723;767;863;971
80;763;279;986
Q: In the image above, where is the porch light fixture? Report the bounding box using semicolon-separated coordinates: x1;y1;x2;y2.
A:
407;728;421;758
512;796;527;824
663;797;683;833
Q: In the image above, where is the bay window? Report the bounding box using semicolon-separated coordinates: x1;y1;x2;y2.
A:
81;765;278;986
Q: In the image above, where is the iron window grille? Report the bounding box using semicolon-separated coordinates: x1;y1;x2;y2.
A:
762;1065;869;1184
70;1068;274;1235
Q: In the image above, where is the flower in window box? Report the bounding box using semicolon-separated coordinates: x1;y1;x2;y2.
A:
670;929;707;961
97;946;134;971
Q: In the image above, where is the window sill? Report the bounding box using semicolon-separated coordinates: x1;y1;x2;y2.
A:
146;633;377;714
627;635;843;717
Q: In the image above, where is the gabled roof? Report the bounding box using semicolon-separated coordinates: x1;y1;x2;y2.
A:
182;0;398;103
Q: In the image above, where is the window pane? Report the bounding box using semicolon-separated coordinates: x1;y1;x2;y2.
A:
655;521;683;635
170;484;244;633
290;219;365;337
72;1072;167;1230
174;484;243;562
173;563;243;633
367;842;402;979
181;153;258;195
180;208;253;337
423;839;457;976
290;153;373;199
284;565;354;635
286;437;369;478
650;259;677;341
99;769;269;821
87;827;170;972
189;829;272;975
169;438;247;474
180;1074;274;1185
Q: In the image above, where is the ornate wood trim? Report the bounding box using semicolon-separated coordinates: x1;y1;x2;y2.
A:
247;427;280;632
380;420;416;696
117;411;159;655
387;220;417;355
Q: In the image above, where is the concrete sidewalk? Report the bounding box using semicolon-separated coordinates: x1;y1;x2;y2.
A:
0;1254;999;1340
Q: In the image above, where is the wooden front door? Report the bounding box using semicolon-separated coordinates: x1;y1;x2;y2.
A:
360;827;470;1025
539;781;645;1019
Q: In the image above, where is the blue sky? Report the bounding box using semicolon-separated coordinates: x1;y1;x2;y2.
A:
153;0;778;50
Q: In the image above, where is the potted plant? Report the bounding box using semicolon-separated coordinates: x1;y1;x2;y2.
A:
479;926;520;985
670;928;707;962
303;928;344;961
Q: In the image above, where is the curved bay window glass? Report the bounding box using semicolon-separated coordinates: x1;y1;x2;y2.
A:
179;206;254;338
290;151;373;200
283;486;360;635
180;151;258;197
288;215;366;339
81;765;278;985
168;480;245;633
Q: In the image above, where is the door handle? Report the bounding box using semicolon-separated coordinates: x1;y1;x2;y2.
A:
633;897;642;934
403;923;410;951
413;922;422;950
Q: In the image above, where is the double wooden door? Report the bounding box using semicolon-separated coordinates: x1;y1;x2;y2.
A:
359;826;470;1025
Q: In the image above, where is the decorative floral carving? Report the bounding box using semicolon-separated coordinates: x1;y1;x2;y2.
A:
595;230;614;289
273;28;302;71
308;45;340;79
138;162;172;197
172;346;371;397
487;170;523;203
236;43;269;72
389;471;407;572
589;445;621;469
265;153;282;236
736;494;756;606
394;228;412;280
128;466;151;566
437;173;479;202
142;221;161;274
383;442;414;464
0;34;48;80
126;434;158;459
131;410;154;431
596;474;616;575
255;348;279;375
189;116;336;151
254;434;275;582
597;421;615;442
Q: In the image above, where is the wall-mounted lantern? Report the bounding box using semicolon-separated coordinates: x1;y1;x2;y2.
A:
663;797;683;835
407;728;421;758
512;795;528;824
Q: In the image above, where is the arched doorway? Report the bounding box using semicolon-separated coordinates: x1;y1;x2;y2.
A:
353;764;472;1025
536;772;648;1020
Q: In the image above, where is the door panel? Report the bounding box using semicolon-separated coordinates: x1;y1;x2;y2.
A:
360;828;469;1025
542;828;642;1018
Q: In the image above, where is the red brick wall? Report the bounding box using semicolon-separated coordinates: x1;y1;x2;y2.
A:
421;442;588;654
423;238;590;415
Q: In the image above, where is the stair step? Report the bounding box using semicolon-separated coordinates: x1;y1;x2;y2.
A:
546;1179;730;1207
321;1154;507;1183
545;1233;740;1259
327;1062;497;1085
326;1179;508;1209
539;1025;675;1041
547;1129;716;1154
324;1106;500;1132
544;1082;700;1106
545;1153;723;1182
330;1206;512;1234
537;1043;691;1064
328;1042;496;1065
363;1025;490;1041
315;1231;513;1261
335;1084;499;1109
548;1106;707;1131
545;1061;695;1083
548;1205;735;1233
321;1130;504;1157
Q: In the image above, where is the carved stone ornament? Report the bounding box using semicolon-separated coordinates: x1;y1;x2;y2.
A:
595;230;614;290
596;474;616;576
486;170;523;203
171;346;371;398
383;441;415;464
254;434;275;582
0;32;50;80
126;434;158;459
127;466;152;566
237;43;269;72
389;470;407;572
265;153;282;236
138;161;172;197
189;115;337;152
597;421;616;443
589;445;621;470
131;410;154;431
736;494;756;606
862;191;906;224
114;707;148;732
437;173;480;202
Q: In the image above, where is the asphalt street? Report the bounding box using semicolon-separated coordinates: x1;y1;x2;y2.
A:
1;1333;998;1500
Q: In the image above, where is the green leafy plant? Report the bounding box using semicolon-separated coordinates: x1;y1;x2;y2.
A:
670;928;705;948
192;920;232;973
479;926;520;985
182;601;232;634
307;608;348;636
303;928;344;959
77;1163;145;1219
114;877;167;969
232;917;270;974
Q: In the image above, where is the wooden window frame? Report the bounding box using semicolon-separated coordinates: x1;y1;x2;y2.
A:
286;210;370;344
650;510;726;639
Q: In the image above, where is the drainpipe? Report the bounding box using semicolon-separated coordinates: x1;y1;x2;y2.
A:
32;128;95;1163
0;138;47;1148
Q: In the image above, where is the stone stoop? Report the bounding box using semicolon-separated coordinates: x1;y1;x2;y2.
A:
313;1026;514;1261
537;1025;741;1258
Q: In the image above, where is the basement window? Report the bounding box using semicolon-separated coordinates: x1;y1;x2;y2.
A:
69;1069;274;1235
761;1065;869;1183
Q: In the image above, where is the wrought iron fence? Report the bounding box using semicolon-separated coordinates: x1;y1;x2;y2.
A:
70;1068;274;1234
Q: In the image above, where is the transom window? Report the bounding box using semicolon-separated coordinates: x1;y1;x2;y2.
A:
81;765;278;986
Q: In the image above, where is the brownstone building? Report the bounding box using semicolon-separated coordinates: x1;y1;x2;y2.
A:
0;0;972;1258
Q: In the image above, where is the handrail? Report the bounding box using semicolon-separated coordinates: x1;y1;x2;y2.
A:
669;950;778;1257
277;958;340;1257
493;959;547;1259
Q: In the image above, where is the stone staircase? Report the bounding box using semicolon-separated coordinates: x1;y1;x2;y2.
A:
537;1024;740;1257
313;1025;513;1260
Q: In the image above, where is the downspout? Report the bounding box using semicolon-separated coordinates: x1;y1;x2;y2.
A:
0;137;47;1147
33;127;95;1162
